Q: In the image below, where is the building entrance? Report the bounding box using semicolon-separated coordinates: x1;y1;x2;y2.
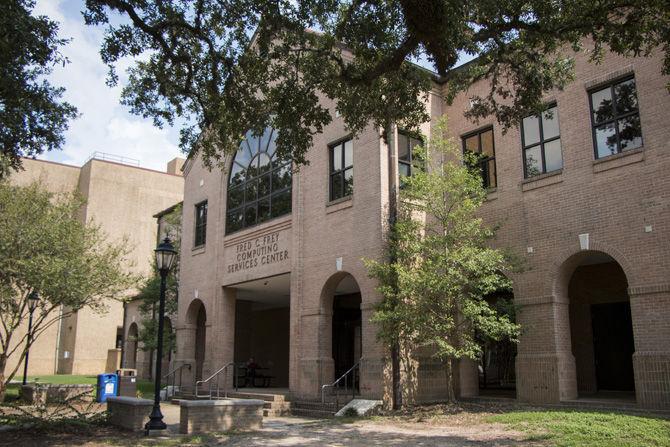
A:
332;293;362;382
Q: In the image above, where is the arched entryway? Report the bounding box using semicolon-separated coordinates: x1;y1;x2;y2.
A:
186;299;207;381
477;289;517;397
126;322;139;369
320;272;363;388
563;251;636;399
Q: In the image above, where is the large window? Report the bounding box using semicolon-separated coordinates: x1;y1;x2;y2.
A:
329;138;353;201
226;128;292;234
194;201;207;247
589;76;643;158
398;131;423;179
521;104;563;178
462;127;496;189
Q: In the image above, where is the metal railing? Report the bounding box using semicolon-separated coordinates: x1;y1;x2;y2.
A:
195;362;238;399
85;151;141;167
321;361;360;407
162;363;190;398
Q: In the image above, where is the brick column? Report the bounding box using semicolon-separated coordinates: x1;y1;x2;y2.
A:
360;303;385;399
175;323;197;390
209;287;237;385
629;284;670;410
515;296;577;403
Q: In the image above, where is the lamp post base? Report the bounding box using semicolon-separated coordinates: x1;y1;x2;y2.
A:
144;405;167;432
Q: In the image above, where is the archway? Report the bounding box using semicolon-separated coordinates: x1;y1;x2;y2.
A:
565;251;635;398
186;299;207;381
126;322;138;370
477;289;517;397
320;272;362;387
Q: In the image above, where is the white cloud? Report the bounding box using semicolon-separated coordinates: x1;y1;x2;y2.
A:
33;0;183;172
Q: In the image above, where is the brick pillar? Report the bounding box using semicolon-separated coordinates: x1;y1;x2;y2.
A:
629;285;670;410
210;287;237;385
516;297;577;403
296;310;333;400
457;358;479;398
175;323;197;390
360;303;385;399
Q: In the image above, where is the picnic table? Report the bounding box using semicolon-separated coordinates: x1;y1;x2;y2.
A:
236;365;275;388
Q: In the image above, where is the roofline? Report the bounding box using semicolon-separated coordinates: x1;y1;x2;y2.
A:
154;201;183;219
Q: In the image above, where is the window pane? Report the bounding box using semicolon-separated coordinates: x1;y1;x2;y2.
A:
542;107;560;140
344;139;353;168
272;164;291;191
523;115;541;146
258;153;272;174
235;143;253;167
486;159;496;188
271;190;292;218
614;78;638;114
481;129;494;157
245;179;258;202
226;210;243;233
247;154;260;179
617;115;642;151
245;130;259;155
259;173;271;198
591;87;614;123
524;145;543;177
398;133;409;161
230;162;246;186
244;205;257;227
259;127;273;153
343;167;353;197
595;122;618;158
544;139;563;172
464;135;479;153
228;186;244;209
399;162;411;178
331;173;343;201
258;199;270;223
332;144;342;171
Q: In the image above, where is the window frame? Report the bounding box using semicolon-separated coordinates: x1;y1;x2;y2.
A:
397;130;424;179
588;75;643;159
329;137;354;202
194;200;208;247
461;126;497;189
521;103;562;178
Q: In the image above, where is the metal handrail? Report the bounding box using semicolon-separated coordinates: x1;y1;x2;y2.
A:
162;363;190;398
195;362;237;399
321;361;360;405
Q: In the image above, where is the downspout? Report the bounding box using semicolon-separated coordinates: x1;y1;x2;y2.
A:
386;124;402;409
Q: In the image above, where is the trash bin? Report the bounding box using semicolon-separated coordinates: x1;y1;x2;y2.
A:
117;374;138;397
116;368;137;377
96;373;118;403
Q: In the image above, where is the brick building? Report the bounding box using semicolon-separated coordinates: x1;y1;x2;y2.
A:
7;155;184;376
174;44;669;409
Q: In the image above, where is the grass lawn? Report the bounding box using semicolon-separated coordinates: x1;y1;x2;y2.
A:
3;374;155;402
489;409;670;447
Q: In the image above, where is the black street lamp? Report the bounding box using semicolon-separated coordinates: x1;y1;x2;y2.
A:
22;290;40;385
145;237;177;432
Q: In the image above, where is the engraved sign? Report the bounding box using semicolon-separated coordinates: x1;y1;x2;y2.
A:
226;230;289;274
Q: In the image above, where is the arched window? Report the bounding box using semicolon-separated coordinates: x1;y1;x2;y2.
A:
226;128;292;233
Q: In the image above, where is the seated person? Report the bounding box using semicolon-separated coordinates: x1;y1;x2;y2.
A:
245;357;259;385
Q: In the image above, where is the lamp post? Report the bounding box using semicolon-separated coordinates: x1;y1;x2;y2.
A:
22;290;40;385
145;237;177;432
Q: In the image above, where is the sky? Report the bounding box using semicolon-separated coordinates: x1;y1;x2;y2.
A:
34;0;183;172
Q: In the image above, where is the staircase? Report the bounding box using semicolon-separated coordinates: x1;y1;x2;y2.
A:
290;398;340;418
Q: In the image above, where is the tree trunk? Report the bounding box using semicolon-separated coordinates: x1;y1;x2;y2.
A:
444;358;456;402
0;353;7;403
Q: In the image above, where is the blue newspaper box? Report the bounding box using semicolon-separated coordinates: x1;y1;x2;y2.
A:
96;373;118;403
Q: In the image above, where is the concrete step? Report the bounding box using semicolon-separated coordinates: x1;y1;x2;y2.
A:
290;400;340;418
227;391;289;403
290;406;337;419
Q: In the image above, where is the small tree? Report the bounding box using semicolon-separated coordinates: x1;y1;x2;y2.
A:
366;118;520;404
133;204;181;362
0;181;135;400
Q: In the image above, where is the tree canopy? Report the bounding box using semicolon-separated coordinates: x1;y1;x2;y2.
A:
84;0;670;168
0;180;135;399
0;0;78;177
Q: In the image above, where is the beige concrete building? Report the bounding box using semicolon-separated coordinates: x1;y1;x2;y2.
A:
7;154;184;377
174;44;669;410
